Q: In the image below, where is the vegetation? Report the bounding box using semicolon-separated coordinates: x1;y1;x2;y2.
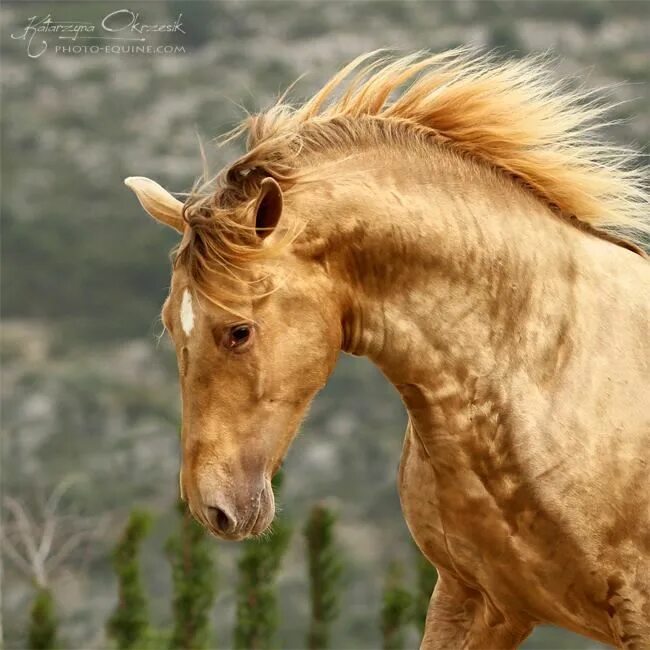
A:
233;473;292;650
107;510;152;650
166;501;217;650
380;562;413;650
305;504;343;649
19;502;613;649
413;551;438;631
28;587;58;650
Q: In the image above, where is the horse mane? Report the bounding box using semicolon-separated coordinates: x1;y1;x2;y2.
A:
180;49;649;305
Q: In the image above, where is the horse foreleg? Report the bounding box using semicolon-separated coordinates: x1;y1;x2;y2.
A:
420;570;533;650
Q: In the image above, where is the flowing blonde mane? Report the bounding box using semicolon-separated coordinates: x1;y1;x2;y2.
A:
179;49;649;304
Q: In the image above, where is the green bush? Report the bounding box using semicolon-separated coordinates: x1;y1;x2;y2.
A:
413;552;438;632
107;510;153;650
28;587;58;650
380;562;412;650
234;473;292;650
305;504;343;649
166;501;217;649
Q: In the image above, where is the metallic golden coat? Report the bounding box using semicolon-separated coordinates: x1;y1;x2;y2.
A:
125;51;650;648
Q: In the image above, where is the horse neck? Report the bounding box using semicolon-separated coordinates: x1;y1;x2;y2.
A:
304;145;586;400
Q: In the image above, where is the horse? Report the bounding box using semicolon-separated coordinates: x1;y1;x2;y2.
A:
124;50;650;648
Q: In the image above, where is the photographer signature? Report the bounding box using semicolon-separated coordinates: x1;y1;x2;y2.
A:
11;9;185;59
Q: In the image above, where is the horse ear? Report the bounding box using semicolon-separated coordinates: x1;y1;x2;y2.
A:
124;176;184;233
254;177;283;239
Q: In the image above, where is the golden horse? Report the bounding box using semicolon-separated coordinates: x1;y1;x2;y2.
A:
125;51;650;648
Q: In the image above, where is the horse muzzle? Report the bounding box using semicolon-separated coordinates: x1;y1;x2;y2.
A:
196;478;275;541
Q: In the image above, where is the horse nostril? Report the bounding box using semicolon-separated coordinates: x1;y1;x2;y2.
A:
207;506;236;535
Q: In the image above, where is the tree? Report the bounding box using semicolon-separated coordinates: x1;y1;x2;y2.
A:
28;587;57;650
380;562;412;650
107;509;152;650
304;504;342;649
233;473;292;650
166;500;217;649
1;477;105;588
413;551;438;632
1;477;106;650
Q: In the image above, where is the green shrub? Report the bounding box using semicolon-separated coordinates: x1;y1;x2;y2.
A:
380;562;412;650
233;473;292;650
107;509;152;650
305;504;343;649
413;552;438;631
28;587;58;650
166;500;217;649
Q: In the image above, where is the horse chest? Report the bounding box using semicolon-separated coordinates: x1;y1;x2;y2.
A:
398;423;532;576
397;424;633;642
398;423;563;600
398;427;452;570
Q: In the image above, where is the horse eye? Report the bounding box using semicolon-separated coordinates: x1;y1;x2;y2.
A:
226;324;252;349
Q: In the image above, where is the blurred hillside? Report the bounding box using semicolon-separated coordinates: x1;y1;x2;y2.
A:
1;1;648;648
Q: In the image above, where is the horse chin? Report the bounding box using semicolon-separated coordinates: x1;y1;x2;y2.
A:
209;529;247;542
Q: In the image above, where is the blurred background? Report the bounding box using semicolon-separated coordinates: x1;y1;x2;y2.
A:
1;1;648;648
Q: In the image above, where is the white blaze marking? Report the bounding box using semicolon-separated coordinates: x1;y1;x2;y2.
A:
180;289;195;336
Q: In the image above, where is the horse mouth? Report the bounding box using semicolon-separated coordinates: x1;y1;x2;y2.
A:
249;482;275;537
